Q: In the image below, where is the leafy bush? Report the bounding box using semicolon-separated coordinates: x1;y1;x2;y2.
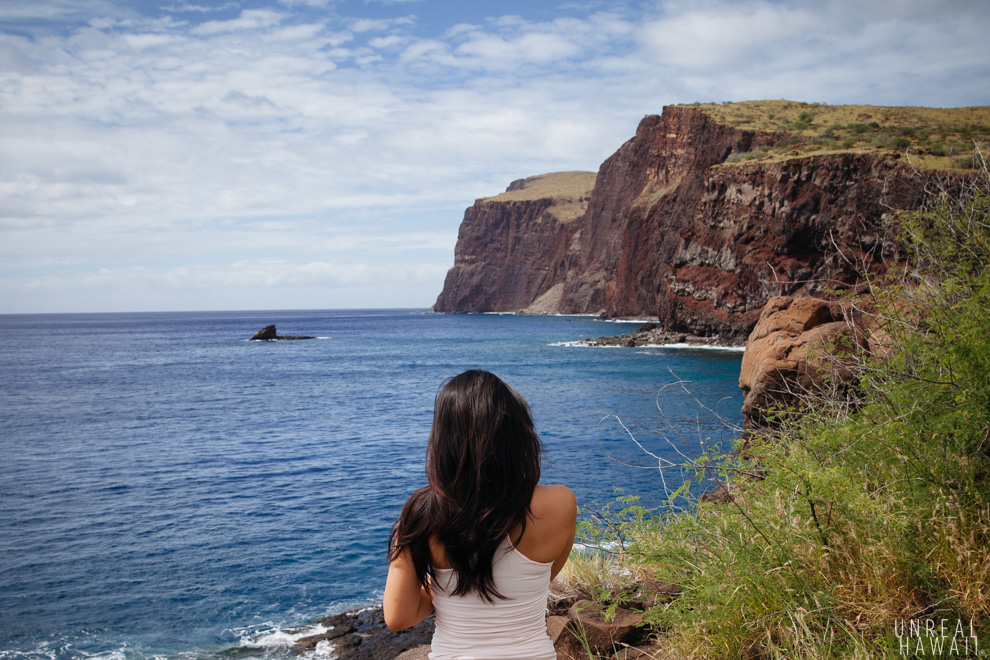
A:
579;159;990;657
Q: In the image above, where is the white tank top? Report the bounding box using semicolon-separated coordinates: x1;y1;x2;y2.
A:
429;537;556;660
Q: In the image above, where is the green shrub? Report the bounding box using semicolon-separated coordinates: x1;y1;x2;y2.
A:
579;161;990;657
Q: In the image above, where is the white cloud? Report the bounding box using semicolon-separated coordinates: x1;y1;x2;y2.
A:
161;2;239;13
636;0;990;104
350;16;415;32
368;34;406;49
192;8;284;35
1;0;988;312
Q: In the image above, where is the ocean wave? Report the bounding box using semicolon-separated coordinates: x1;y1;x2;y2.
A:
235;622;329;649
550;340;745;352
548;341;624;348
638;343;746;352
230;621;338;659
598;317;655;324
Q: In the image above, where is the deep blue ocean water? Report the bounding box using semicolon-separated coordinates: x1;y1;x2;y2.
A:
0;310;743;659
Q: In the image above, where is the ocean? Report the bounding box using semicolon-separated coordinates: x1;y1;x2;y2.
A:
0;310;744;659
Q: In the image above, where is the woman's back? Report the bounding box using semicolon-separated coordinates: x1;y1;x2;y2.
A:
383;371;576;658
430;486;577;660
427;485;576;659
429;537;555;659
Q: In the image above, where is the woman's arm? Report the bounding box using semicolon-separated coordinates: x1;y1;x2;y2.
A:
383;547;434;631
549;486;577;581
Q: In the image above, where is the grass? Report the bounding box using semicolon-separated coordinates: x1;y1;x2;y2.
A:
482;170;596;223
691;100;990;171
575;159;990;657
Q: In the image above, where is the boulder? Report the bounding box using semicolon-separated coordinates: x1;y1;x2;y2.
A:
548;615;589;660
739;296;869;428
563;600;644;656
622;580;681;611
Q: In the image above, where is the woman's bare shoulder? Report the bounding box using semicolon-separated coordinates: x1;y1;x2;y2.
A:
514;485;577;563
532;484;576;510
530;484;577;532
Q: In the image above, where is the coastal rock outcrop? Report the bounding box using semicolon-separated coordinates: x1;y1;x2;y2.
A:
738;295;871;428
249;324;316;341
434;105;928;339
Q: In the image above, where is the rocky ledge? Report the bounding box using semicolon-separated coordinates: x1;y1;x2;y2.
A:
249;324;316;341
576;322;745;349
292;607;434;660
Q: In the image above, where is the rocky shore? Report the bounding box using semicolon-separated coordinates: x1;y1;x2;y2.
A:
294;577;680;659
292;606;434;659
575;322;746;349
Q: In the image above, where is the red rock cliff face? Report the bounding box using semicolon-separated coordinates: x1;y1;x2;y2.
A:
434;106;928;337
433;172;594;313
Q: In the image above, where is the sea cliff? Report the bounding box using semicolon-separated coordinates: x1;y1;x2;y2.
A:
434;103;934;339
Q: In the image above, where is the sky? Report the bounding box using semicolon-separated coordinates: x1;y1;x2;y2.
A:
1;0;988;313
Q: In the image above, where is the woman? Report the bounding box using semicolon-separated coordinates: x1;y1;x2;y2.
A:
384;370;576;659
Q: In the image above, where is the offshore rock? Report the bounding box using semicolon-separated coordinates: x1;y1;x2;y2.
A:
434;105;928;339
249;324;315;341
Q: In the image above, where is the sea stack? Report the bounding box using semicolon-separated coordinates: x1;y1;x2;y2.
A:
250;325;316;341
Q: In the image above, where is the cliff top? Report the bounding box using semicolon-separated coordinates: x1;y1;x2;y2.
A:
684;100;989;171
480;171;596;223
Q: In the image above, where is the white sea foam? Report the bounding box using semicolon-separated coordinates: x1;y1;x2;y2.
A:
640;343;746;352
309;640;338;659
551;340;745;351
78;651;128;660
599;317;656;324
236;622;331;650
548;341;623;347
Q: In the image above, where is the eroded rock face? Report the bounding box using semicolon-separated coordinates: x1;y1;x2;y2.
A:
739;296;870;428
433;172;595;313
434;106;928;339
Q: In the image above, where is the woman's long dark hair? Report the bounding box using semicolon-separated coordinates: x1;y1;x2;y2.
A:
388;370;542;602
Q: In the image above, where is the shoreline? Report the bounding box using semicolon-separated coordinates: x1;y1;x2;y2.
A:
289;605;434;659
567;322;747;350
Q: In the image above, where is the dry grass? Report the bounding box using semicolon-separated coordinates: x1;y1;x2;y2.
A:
556;546;627;596
482;171;596;223
687;100;990;170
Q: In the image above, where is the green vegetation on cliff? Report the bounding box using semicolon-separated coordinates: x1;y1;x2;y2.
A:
578;162;990;657
695;100;990;172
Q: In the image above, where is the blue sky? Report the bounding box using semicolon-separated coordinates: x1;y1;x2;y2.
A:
1;0;988;313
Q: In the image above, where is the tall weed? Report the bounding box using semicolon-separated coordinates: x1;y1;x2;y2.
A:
578;158;990;656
